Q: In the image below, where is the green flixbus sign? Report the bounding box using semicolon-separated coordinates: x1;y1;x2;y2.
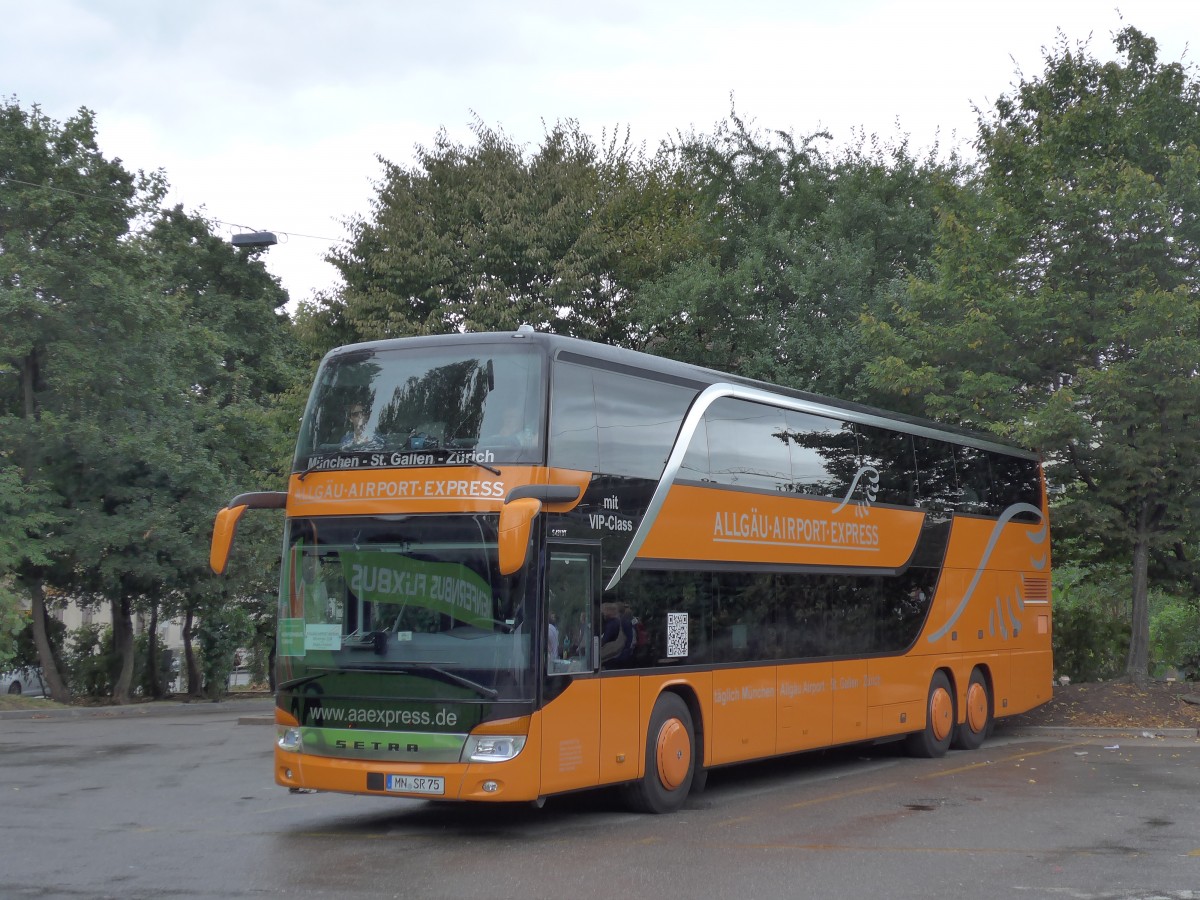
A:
341;551;494;629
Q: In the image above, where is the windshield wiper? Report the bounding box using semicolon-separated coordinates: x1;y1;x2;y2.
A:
280;664;499;700
402;665;499;700
278;671;333;691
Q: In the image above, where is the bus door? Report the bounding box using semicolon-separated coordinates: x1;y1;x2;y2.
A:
539;545;601;794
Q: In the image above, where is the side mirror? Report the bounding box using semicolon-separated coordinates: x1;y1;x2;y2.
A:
210;505;248;575
497;497;541;576
209;491;287;574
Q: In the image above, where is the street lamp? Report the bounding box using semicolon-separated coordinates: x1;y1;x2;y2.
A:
231;231;278;249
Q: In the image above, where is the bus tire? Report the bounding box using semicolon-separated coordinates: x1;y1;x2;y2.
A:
624;692;695;814
905;671;954;759
952;668;992;751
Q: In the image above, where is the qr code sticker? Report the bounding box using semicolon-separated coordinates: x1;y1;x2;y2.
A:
666;612;688;658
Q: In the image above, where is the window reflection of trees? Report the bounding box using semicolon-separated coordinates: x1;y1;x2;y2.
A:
377;359;490;449
306;357;382;449
613;567;939;668
913;437;961;515
705;399;790;491
776;410;860;498
681;397;1039;517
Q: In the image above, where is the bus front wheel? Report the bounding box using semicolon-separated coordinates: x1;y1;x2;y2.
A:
624;692;695;814
905;671;954;759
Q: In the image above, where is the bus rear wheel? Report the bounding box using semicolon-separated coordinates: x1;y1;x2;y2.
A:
952;668;992;751
905;671;954;759
624;692;695;814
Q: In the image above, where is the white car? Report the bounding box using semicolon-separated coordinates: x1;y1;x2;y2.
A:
1;666;47;697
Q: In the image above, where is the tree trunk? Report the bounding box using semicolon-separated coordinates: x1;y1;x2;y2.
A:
28;578;70;702
1125;524;1152;685
111;596;136;704
19;354;70;704
183;607;203;698
146;601;163;699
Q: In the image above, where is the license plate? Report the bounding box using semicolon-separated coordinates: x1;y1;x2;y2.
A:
385;774;445;795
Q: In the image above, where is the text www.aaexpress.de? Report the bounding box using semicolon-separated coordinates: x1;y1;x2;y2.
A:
307;705;460;728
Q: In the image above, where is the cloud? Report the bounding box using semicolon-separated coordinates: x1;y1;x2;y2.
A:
4;0;1198;306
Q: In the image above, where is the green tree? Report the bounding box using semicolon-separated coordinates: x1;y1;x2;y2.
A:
866;28;1200;682
298;119;699;350
0;465;58;670
1;100;167;701
2;101;300;703
135;206;300;698
636;115;960;397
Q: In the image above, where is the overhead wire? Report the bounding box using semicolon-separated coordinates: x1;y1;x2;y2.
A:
0;174;350;245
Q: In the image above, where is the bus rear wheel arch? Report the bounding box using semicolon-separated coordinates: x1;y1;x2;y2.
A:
906;670;955;758
624;691;696;814
951;667;993;751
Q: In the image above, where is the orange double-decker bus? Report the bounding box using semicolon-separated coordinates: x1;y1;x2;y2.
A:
211;326;1052;813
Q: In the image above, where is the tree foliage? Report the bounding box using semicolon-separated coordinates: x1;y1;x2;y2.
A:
865;28;1200;681
1;101;300;701
298;119;701;350
5;24;1199;699
1;100;169;699
635;115;962;398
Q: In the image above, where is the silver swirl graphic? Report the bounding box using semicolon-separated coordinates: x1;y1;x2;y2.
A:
831;466;880;516
926;502;1045;644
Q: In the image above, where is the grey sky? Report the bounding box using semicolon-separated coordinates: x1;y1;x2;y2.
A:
2;1;1196;307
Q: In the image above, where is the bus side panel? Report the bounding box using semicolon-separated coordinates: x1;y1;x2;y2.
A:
984;650;1012;717
923;515;1050;658
599;675;641;785
867;655;926;708
866;656;930;740
776;662;833;753
831;659;868;744
1005;648;1053;716
539;679;600;796
711;668;777;765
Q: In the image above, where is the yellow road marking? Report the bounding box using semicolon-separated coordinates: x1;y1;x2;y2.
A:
717;815;755;827
784;782;898;810
917;741;1089;779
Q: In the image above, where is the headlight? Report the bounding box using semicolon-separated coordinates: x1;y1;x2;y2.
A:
277;727;303;753
461;734;526;763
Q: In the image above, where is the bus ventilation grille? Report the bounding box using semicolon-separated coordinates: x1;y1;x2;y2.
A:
1022;577;1051;603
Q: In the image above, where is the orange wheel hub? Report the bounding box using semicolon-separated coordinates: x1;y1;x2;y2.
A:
655;718;691;790
930;686;954;742
965;681;988;733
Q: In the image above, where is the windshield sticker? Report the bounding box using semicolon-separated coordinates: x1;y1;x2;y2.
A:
305;624;342;651
279;618;305;657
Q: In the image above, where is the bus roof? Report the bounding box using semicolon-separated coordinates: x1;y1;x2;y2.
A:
325;328;1038;461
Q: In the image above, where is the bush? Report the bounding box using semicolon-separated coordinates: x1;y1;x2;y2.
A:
61;624;119;698
197;604;252;700
1052;564;1130;682
135;631;175;697
1149;591;1200;681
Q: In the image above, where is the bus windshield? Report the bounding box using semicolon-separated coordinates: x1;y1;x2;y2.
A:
294;343;546;472
279;514;534;700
